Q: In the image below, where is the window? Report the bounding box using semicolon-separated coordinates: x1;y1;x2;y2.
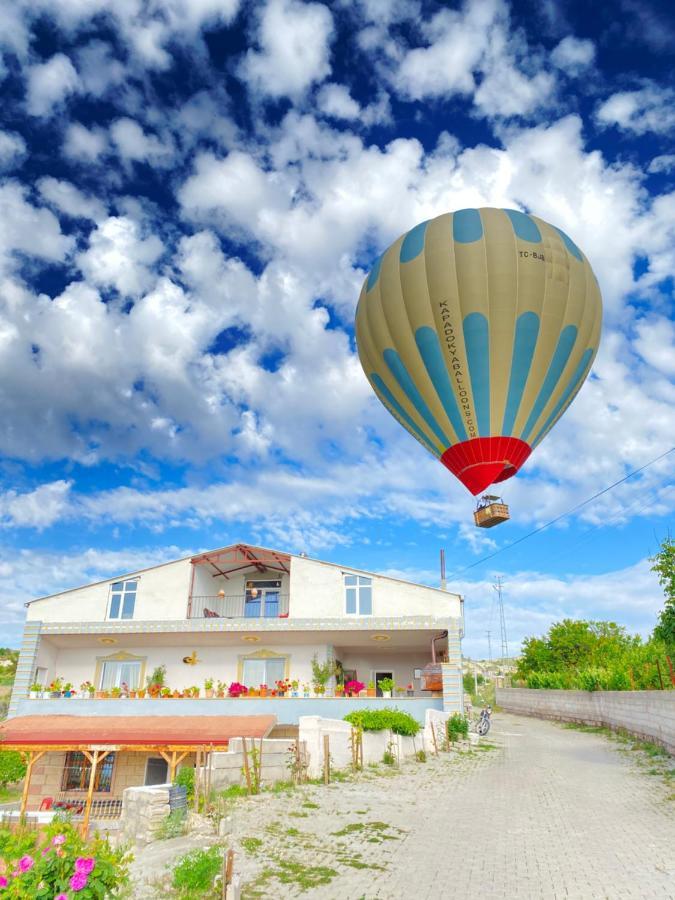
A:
241;656;286;688
100;659;141;691
108;580;137;620
344;574;372;615
62;752;115;792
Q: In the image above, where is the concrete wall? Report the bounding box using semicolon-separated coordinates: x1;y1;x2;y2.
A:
26;558;192;623
290;555;461;619
120;785;171;845
17;695;443;724
497;688;675;755
204;738;296;788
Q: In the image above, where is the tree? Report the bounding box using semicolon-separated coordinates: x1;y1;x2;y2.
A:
516;619;633;678
0;751;26;787
651;536;675;648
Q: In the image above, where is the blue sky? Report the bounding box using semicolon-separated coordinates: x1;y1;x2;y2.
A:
0;0;673;655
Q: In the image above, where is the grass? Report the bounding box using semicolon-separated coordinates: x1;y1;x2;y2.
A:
0;786;22;804
241;837;263;854
301;801;319;809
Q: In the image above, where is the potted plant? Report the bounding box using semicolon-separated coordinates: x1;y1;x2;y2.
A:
344;680;365;697
120;681;130;698
335;683;344;697
291;679;300;697
110;686;121;699
204;677;215;698
49;678;63;698
259;683;268;697
137;687;147;698
378;677;395;698
29;682;42;699
147;665;166;698
302;682;310;698
228;681;248;698
406;683;415;697
366;680;376;698
247;686;258;697
100;689;111;699
216;680;226;698
62;682;74;698
80;681;95;699
275;678;291;697
311;653;335;698
160;686;172;698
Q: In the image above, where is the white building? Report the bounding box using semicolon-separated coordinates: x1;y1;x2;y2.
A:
5;543;464;817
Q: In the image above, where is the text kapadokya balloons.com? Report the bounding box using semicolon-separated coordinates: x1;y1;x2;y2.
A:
355;208;603;495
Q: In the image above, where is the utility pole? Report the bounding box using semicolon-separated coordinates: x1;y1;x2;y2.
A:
485;630;492;664
494;577;509;662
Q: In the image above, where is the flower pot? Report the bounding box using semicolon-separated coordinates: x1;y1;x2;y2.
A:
50;691;62;698
303;692;310;698
366;689;376;697
205;689;214;698
63;691;73;698
129;691;137;698
381;691;392;698
29;691;39;699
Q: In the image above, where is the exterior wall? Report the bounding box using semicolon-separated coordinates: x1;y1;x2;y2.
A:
336;649;431;692
497;688;675;755
26;558;192;623
26;750;179;811
289;555;460;620
17;696;443;725
29;642;333;695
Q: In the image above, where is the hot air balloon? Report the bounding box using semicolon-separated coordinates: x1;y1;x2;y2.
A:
355;208;602;526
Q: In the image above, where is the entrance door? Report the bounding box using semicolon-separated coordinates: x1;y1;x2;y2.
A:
374;671;393;697
245;580;281;618
145;757;169;786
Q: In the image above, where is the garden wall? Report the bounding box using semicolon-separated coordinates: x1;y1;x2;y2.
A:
496;688;675;755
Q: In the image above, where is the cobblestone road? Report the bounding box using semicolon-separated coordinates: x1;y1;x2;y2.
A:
133;713;675;899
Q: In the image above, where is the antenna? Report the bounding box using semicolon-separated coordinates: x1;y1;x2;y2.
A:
493;577;509;662
485;630;492;663
440;549;446;590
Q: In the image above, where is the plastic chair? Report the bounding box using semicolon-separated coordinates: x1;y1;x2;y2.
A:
39;797;53;810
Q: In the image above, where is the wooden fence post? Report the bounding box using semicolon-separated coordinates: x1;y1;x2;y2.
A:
241;738;252;795
323;734;330;784
656;660;665;690
666;656;675;687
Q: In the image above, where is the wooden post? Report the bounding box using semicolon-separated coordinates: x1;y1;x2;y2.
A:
194;748;201;812
629;668;635;690
19;750;45;819
667;656;675;687
323;734;330;785
241;738;252;795
656;660;665;690
81;750;110;837
430;723;439;756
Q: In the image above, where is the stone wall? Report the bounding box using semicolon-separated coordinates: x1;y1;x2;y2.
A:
119;785;170;845
204;738;296;789
497;688;675;755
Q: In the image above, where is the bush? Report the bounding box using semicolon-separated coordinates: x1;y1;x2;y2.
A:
343;708;420;736
0;819;131;898
174;765;194;799
172;846;223;898
447;713;469;742
154;809;187;840
0;752;26;788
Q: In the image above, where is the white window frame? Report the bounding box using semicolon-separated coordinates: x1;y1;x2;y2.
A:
107;579;139;620
344;574;373;616
99;659;142;691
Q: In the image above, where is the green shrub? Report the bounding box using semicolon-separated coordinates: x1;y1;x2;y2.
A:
154;809;187;840
447;713;469;742
172;846;223;898
344;708;420;736
174;765;195;799
0;752;26;788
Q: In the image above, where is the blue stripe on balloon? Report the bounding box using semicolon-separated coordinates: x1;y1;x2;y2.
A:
502;311;540;435
554;226;583;261
400;221;429;263
370;373;440;457
415;326;468;442
383;349;451;448
520;324;578;442
503;209;542;243
366;254;383;292
530;348;594;448
453;208;483;243
463;312;490;436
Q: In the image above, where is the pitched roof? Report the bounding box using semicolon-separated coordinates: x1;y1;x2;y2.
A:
0;714;275;747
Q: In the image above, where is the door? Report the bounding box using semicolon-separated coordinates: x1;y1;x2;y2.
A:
245;580;281;618
145;757;169;786
375;671;393;697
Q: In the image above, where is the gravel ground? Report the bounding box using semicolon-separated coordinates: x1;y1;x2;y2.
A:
129;714;675;899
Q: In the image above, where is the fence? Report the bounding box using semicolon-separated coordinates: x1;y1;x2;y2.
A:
496;687;675;754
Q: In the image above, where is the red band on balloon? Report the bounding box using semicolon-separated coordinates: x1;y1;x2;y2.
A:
441;437;532;495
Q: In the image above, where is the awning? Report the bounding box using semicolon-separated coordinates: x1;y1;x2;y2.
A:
0;714;276;749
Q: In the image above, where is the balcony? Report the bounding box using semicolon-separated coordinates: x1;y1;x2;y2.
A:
189;594;290;619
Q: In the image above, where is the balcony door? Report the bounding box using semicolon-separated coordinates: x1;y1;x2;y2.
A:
245;580;281;618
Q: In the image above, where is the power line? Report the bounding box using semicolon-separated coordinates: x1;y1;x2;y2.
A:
447;446;675;580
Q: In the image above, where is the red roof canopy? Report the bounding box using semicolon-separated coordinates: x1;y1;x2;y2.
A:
191;543;291;579
0;715;276;748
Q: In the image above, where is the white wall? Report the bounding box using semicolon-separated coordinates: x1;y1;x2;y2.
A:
290;556;460;620
336;649;432;691
35;641;334;693
190;566;289;600
26;558;192;623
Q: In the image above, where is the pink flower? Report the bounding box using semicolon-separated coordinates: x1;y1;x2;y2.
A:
52;835;66;846
18;855;34;873
55;895;68;900
0;875;7;887
69;872;88;892
74;858;95;875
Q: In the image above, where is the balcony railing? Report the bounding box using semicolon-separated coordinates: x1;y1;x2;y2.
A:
189;594;289;619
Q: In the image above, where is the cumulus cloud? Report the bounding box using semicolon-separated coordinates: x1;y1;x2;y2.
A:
62;122;108;161
26;52;80;116
596;84;675;135
0;130;27;170
240;0;334;99
110;118;174;166
37;177;107;221
550;35;595;74
76;216;164;296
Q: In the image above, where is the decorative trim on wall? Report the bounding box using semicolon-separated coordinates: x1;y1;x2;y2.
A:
93;650;147;691
236;648;291;682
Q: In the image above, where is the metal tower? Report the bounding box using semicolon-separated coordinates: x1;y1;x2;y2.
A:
494;577;509;662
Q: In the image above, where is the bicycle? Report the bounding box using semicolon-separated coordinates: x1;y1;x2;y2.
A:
470;705;491;736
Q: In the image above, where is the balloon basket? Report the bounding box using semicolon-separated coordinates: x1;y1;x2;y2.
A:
474;495;510;528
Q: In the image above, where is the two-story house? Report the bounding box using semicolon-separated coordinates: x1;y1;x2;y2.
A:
2;543;464;825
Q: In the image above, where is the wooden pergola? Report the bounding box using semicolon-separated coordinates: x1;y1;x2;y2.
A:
0;714;276;835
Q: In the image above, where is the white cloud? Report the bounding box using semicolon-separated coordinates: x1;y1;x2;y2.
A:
648;154;675;174
62;122;108;161
110;117;173;166
240;0;334;99
0;130;27;170
0;481;72;529
26;52;80;116
596;84;675;135
0;181;74;269
76;216;164;296
634;315;675;376
37;177;107;222
550;36;595;74
317;83;361;120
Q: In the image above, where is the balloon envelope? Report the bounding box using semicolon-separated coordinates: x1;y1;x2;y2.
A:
355;208;602;495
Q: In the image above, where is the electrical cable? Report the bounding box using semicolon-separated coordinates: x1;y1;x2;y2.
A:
446;445;675;580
